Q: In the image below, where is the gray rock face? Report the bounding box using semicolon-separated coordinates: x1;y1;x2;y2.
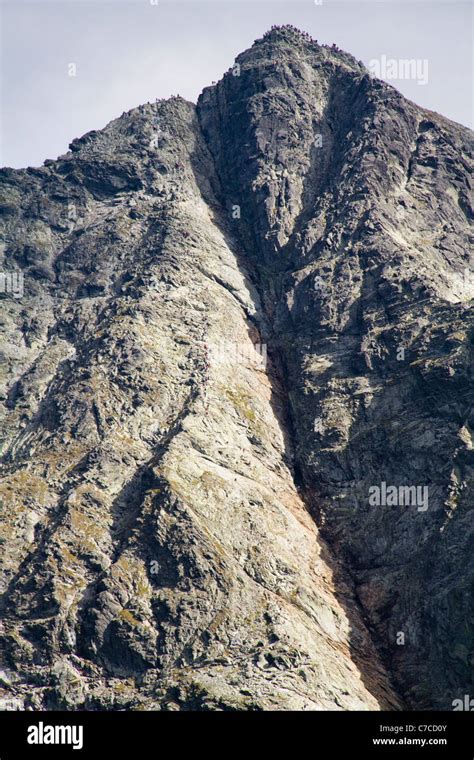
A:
0;26;472;711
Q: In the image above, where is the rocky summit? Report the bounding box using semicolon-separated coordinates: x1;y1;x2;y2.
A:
0;26;472;711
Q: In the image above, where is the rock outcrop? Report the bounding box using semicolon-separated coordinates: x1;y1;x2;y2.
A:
0;26;472;710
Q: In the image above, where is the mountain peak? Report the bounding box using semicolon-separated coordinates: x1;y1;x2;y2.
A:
234;24;367;77
261;24;319;44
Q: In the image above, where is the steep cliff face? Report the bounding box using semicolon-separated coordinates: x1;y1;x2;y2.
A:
0;26;472;711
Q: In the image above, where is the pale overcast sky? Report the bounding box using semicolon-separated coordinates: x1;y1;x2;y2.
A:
1;0;472;168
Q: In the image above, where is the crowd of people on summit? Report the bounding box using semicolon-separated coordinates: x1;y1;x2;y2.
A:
264;24;343;53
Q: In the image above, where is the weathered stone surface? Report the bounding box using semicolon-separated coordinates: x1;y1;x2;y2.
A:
0;26;472;711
